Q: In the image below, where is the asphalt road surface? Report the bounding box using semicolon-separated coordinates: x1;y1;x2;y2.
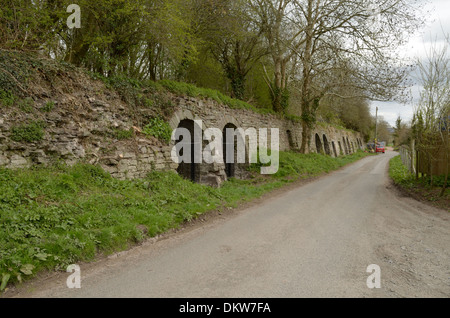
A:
9;151;450;298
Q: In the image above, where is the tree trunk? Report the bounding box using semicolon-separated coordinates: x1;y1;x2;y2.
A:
230;73;245;100
298;0;315;154
271;58;288;113
64;28;90;66
64;11;96;67
300;124;311;154
224;62;246;100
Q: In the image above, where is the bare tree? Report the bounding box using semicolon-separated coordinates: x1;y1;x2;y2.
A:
250;0;423;153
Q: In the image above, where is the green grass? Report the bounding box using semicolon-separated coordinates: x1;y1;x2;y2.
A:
92;74;274;116
251;150;370;179
0;150;370;291
389;155;416;188
389;156;449;209
389;155;449;190
158;80;269;113
109;128;134;141
41;101;55;113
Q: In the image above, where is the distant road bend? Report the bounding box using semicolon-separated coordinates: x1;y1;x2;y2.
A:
12;151;450;298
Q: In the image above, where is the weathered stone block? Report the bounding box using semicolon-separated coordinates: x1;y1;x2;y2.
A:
201;175;223;188
0;154;9;166
9;155;28;168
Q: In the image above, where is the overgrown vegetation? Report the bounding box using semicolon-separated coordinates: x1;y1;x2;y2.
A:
389;155;449;210
10;121;45;143
0;89;16;107
109;128;134;141
410;34;449;196
158;80;274;115
142;117;173;144
41;101;55;113
0;150;370;291
389;155;416;188
17;98;34;113
95;74;274;116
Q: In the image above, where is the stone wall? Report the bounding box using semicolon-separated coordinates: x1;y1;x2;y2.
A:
165;96;364;186
0;87;364;187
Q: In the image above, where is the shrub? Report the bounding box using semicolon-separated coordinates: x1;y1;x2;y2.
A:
41;101;55;112
0;89;15;107
389;156;415;187
10;121;45;143
17;98;34;113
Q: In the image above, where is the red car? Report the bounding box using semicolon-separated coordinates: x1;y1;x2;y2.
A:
376;143;386;153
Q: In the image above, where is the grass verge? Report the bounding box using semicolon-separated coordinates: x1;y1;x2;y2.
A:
0;150;370;291
389;155;449;211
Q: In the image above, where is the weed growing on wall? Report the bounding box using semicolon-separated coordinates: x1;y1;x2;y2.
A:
10;121;45;143
143;117;173;144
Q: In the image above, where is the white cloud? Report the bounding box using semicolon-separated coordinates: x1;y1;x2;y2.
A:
378;0;449;127
370;101;415;127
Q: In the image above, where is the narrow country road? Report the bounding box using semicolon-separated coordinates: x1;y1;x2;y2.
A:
9;152;450;298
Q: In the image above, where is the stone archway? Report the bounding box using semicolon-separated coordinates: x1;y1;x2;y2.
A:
346;137;352;154
174;119;202;182
342;137;348;155
315;134;323;154
338;141;343;156
332;141;338;157
223;123;238;179
323;135;331;156
217;115;242;134
169;109;195;130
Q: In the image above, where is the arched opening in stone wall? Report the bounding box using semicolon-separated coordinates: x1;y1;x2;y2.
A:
323;135;331;156
331;141;338;157
346;137;351;154
315;134;323;154
338;141;343;156
175;119;201;182
342;137;348;155
223;123;238;179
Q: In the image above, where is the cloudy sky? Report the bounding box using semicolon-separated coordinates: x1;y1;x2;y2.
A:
370;0;450;127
